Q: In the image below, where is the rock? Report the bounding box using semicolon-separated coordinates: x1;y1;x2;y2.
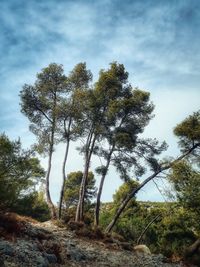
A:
42;240;62;263
152;253;166;262
0;241;14;256
133;244;151;255
43;252;57;264
35;255;49;267
27;227;52;240
67;245;86;261
3;261;17;267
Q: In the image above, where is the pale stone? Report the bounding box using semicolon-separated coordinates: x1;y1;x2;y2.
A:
133;244;151;255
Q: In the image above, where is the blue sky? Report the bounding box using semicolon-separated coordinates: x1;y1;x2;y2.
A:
0;0;200;203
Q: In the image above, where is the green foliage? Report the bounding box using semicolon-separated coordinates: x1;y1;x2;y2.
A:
100;180;139;239
99;203;114;228
67;62;92;90
174;111;200;152
0;133;45;211
168;160;200;219
96;72;163;177
20;63;68;155
64;171;97;208
100;200;198;257
112;180;139;209
57;62;93;142
14;191;50;222
100;177;200;257
157;208;197;257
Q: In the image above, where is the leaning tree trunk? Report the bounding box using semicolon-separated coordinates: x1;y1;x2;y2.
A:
105;143;200;233
185;238;200;259
137;214;161;245
46;141;57;219
105;170;163;232
75;134;96;222
94;146;114;226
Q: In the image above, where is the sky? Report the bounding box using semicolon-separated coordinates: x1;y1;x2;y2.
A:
0;0;200;204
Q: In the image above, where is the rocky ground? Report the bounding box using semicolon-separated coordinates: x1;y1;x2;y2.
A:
0;214;190;267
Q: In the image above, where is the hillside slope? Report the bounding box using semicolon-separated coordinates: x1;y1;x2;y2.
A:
0;213;186;267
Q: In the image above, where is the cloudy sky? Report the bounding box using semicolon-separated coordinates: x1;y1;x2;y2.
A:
0;0;200;203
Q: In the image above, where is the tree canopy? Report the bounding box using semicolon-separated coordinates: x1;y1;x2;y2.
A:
63;171;96;209
0;133;45;213
168;160;200;216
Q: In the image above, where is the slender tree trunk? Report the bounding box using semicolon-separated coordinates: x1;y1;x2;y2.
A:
46;141;57;219
58;138;70;219
137;214;161;245
75;158;89;222
94;146;114;226
105;143;199;233
45;93;58;219
58;118;72;219
75;131;92;222
75;133;96;222
94;172;107;226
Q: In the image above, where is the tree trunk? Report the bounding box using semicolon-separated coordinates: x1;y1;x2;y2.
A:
46;142;57;219
75;134;96;222
58;118;72;219
58;138;70;219
75;159;89;221
94;146;114;226
94;172;107;226
185;238;200;258
105;170;163;232
105;143;199;233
